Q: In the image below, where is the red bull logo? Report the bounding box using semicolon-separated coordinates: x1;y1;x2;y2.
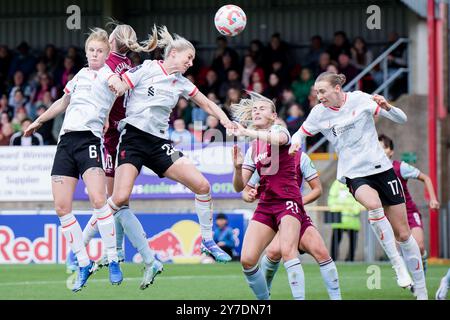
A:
136;220;203;264
0;224;103;264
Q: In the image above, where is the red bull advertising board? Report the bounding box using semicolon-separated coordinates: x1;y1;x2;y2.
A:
0;212;244;264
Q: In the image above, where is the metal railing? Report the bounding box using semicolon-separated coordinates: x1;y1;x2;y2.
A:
307;38;410;155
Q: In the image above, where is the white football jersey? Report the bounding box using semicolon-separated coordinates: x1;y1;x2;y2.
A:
61;66;116;139
120;60;198;139
299;91;406;183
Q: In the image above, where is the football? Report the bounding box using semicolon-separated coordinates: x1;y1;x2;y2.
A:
214;4;247;37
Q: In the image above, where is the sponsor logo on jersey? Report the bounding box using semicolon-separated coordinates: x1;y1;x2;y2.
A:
148;86;155;96
128;64;142;73
331;123;356;137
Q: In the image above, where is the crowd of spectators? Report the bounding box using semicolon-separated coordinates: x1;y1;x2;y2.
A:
0;31;407;150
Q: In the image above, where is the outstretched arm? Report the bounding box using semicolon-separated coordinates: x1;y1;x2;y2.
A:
373;94;407;124
24;94;71;136
288;129;308;155
230;122;289;145
417;172;440;209
191;91;236;132
108;74;129;97
302;177;322;205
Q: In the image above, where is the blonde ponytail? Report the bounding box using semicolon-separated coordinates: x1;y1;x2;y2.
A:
230;91;276;128
156;25;195;59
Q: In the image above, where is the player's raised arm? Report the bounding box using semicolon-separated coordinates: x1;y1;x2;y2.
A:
190;90;236;132
108;74;129;96
231;145;253;192
24;94;71;136
373;94;407;124
417;172;440;209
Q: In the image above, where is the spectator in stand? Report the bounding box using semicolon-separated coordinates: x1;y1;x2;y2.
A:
241;55;264;89
31;73;57;109
212;36;239;80
291;67;314;107
11;106;28;132
10;90;31;118
278;87;296;119
350;37;373;70
41;44;60;78
223;87;241;120
248;39;265;67
29;59;47;90
66;45;84;71
8;41;36;79
264;32;290;74
315;52;331;77
203;115;226;143
327;64;339;74
251;81;264;95
219;69;243;101
0;93;13;119
215;52;235;84
303;35;325;72
170;118;193;146
338;53;359;84
285;103;306;135
247;69;266;91
200;69;220;98
327;31;352;64
35;96;56;145
0;120;13;145
373;32;408;100
170;97;193;129
8;70;32;106
55;56;76;88
268;59;290;87
263;73;284;109
10;117;43;146
0;45;12;94
213;213;236;259
350;37;376;92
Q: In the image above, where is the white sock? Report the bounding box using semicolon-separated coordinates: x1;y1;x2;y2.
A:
319;258;341;300
82;214;98;246
94;203;117;263
368;208;404;267
398;235;426;290
260;255;280;291
195;193;213;241
284;258;305;300
59;213;89;267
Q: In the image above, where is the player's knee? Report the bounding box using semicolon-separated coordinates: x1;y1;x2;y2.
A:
397;231;411;242
194;179;211;195
240;255;258;270
312;245;331;262
280;244;297;261
90;194;107;209
365;201;383;211
266;246;282;262
112;193;129;208
54;203;71;216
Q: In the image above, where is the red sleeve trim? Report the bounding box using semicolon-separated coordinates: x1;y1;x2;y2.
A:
188;87;199;97
122;73;134;89
374;105;381;116
301;126;313;137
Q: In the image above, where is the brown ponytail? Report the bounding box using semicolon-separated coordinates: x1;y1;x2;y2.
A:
315;71;346;87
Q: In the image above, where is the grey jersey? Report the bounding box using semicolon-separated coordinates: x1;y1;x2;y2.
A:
120;60;198;139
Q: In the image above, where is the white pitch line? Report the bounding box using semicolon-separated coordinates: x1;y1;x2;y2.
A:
0;274;442;288
0;274;243;287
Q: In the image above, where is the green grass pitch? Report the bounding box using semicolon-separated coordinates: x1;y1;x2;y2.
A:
0;262;447;300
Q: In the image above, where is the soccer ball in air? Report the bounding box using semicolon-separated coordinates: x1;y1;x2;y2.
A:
214;4;247;37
